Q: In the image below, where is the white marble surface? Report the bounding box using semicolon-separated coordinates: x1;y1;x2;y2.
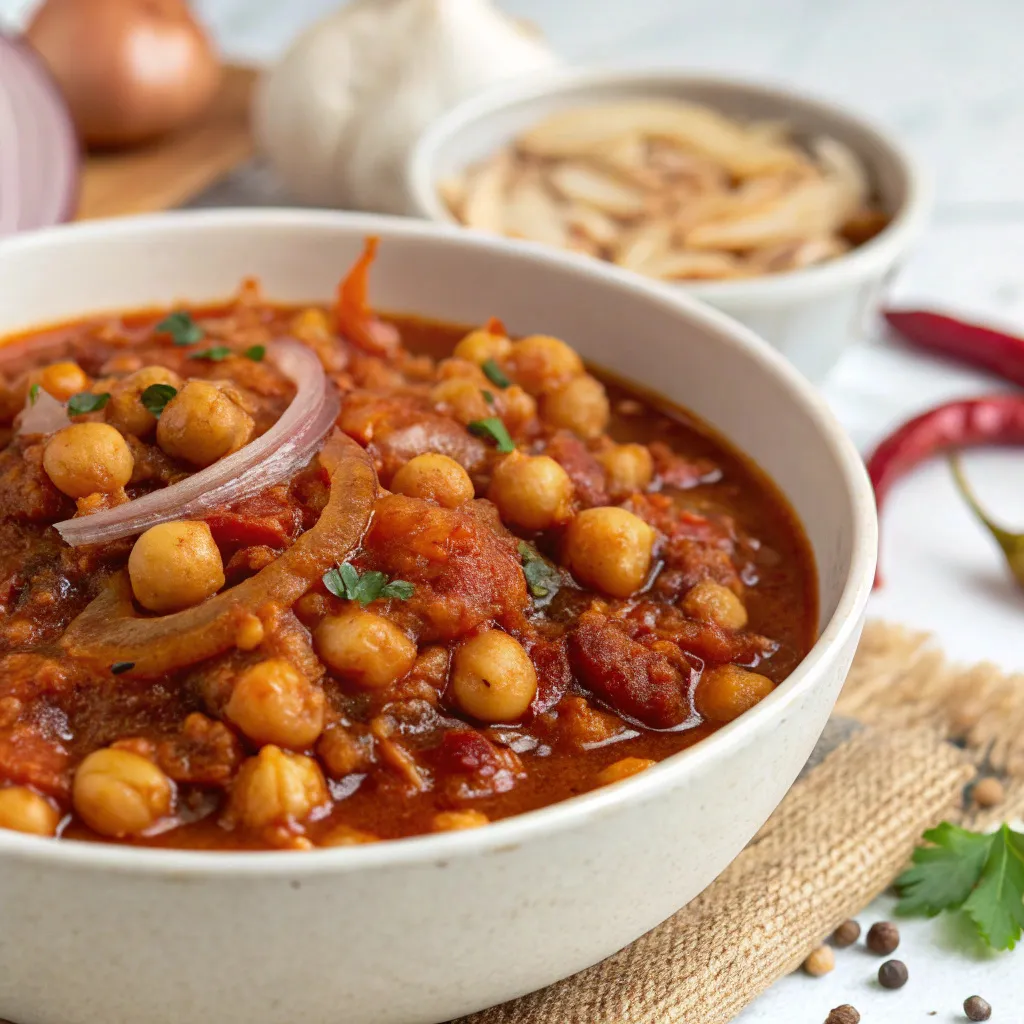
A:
3;0;1023;1019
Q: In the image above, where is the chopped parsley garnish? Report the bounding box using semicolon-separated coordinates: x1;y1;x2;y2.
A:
243;344;266;362
518;541;561;604
67;391;110;416
481;358;511;389
467;416;515;453
28;383;40;405
190;346;233;362
156;310;204;346
482;389;495;405
110;661;135;675
140;383;178;417
896;821;1024;951
322;563;414;607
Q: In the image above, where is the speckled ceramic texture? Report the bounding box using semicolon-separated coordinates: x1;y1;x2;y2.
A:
0;210;876;1024
406;69;931;383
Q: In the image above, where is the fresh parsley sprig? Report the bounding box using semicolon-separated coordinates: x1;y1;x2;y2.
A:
140;383;177;417
481;358;511;389
156;310;204;347
322;563;414;607
468;416;515;453
518;541;560;605
896;821;1024;951
67;391;110;416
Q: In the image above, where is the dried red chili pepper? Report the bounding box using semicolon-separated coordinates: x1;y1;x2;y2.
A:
867;395;1024;586
884;309;1024;388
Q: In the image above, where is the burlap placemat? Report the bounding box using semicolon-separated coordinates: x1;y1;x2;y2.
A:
460;621;1024;1024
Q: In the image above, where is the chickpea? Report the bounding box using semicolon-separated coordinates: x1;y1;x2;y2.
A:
72;748;174;837
541;375;610;439
391;453;474;508
450;630;537;723
695;665;775;724
500;385;538;432
0;785;61;836
128;520;225;613
563;507;655;598
682;580;748;631
320;823;378;847
314;610;417;690
452;328;512;365
106;365;183;438
156;380;254;467
598;443;654;498
594;757;657;787
430;377;491;425
506;335;583;395
225;659;325;750
228;745;327;829
432;809;489;831
487;451;573;531
33;361;90;402
43;422;134;498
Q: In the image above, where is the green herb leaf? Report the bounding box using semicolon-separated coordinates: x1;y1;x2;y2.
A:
156;310;204;347
190;346;233;362
322;563;413;607
140;383;177;418
244;345;266;362
110;661;135;675
468;416;515;453
482;358;511;389
518;541;561;604
896;820;1024;951
67;391;110;416
949;454;1024;588
28;383;40;405
482;389;495;405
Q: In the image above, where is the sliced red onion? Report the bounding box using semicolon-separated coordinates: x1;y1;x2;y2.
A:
0;35;79;234
56;341;340;546
16;387;66;434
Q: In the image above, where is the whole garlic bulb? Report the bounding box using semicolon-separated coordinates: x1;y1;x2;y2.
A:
255;0;558;214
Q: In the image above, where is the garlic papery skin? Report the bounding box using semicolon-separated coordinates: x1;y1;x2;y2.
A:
254;0;559;214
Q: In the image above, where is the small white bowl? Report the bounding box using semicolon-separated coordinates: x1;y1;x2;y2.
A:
0;209;876;1024
407;68;931;383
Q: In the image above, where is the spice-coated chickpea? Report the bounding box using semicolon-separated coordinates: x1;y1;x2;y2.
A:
228;745;328;829
72;748;174;837
487;451;573;531
0;785;61;836
432;809;489;831
225;659;326;750
506;335;584;395
598;443;654;498
314;609;417;690
128;520;225;613
391;453;475;508
450;630;537;724
43;422;134;498
156;380;254;467
33;361;90;402
541;374;610;439
452;328;512;365
682;580;748;631
593;757;656;787
695;664;774;723
563;506;655;598
319;823;379;846
106;365;183;438
430;377;491;425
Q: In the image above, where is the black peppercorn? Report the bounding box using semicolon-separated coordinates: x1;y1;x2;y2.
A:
878;959;908;989
964;995;992;1021
832;919;861;948
866;920;900;955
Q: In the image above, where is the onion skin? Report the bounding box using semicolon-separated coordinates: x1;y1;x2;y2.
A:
26;0;222;149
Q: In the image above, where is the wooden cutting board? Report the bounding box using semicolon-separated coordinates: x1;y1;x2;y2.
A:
76;65;258;221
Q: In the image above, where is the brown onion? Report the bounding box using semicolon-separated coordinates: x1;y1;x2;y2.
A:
26;0;222;149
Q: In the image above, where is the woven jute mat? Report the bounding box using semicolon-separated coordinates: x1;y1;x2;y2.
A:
458;621;1024;1024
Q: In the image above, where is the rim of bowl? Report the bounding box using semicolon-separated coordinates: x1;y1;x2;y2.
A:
407;67;932;305
0;208;878;876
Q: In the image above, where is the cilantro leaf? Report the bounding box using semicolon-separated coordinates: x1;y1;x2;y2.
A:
67;391;110;416
381;579;415;601
244;345;266;362
190;346;233;362
140;382;177;417
468;416;515;453
518;541;560;605
482;389;495;405
156;310;204;346
896;820;1024;951
322;563;413;607
28;383;40;405
481;358;510;389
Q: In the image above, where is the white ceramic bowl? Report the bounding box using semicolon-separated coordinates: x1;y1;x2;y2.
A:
407;68;931;383
0;210;875;1024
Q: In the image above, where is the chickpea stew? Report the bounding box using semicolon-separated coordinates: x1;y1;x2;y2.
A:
0;240;815;850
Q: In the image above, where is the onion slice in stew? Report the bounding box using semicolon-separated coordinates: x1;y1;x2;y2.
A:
56;340;339;546
17;387;68;434
61;431;377;677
